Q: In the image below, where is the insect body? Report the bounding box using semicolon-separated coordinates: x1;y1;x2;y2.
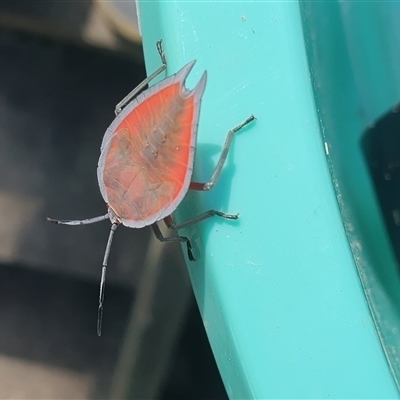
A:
98;59;206;229
48;41;255;336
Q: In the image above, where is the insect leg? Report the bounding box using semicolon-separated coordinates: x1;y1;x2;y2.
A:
47;213;109;225
151;222;194;261
189;114;256;191
165;210;238;231
97;222;119;336
115;40;167;115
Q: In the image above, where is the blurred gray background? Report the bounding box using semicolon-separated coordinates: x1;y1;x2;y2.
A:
0;2;227;398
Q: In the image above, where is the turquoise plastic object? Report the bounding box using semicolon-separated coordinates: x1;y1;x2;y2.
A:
137;1;400;397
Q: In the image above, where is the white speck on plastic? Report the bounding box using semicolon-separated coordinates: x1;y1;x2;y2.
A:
324;141;329;155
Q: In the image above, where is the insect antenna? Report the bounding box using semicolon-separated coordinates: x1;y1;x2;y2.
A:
97;222;119;336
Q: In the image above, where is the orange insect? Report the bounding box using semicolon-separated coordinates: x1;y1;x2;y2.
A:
48;41;255;335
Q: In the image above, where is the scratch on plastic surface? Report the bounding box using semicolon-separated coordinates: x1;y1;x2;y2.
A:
221;84;249;100
191;26;199;45
237;31;249;40
246;260;263;267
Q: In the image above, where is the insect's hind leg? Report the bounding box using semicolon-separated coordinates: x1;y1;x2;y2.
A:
164;211;238;232
161;211;238;261
189;114;256;191
115;40;167;115
151;222;194;261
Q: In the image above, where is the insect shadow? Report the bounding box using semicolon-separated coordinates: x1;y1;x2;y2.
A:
192;140;238;208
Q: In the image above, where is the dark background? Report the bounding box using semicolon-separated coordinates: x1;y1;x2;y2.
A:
0;2;227;398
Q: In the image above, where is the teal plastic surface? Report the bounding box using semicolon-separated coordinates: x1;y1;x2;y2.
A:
137;1;400;397
300;0;400;391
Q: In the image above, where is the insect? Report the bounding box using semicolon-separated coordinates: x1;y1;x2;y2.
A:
48;40;255;336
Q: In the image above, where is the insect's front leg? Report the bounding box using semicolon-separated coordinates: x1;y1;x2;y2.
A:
115;40;167;115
